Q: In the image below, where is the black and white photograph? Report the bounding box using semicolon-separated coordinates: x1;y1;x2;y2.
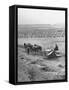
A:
17;7;67;83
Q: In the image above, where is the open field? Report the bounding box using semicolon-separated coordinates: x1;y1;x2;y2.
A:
18;37;65;82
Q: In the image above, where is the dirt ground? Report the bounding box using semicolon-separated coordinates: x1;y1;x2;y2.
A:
18;41;65;82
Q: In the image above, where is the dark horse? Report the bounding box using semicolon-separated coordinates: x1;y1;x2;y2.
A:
34;44;42;52
24;43;33;49
24;43;33;54
24;43;42;54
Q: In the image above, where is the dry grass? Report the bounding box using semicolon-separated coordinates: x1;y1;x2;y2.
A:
18;46;65;82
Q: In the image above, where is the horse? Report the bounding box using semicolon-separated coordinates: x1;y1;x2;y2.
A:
34;44;42;51
24;43;42;55
24;43;33;54
24;43;33;49
30;44;42;55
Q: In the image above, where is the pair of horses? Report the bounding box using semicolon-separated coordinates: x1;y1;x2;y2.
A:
24;43;42;54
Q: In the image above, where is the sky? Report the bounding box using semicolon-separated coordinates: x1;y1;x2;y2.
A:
18;8;65;25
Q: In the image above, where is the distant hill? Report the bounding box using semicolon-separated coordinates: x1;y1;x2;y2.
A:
18;24;65;38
